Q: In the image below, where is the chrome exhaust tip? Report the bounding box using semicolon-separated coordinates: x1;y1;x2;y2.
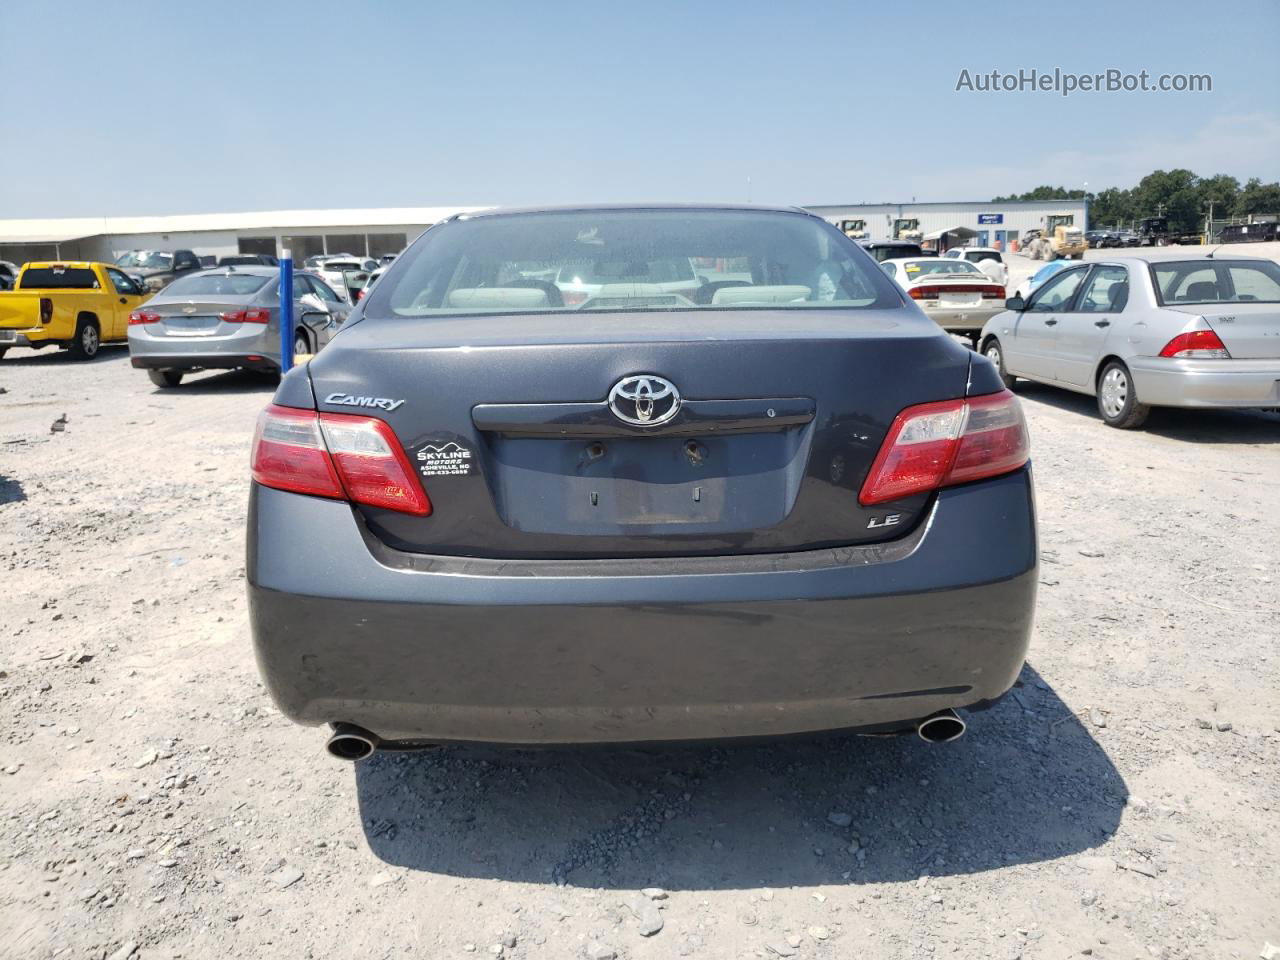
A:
325;723;380;762
916;709;967;744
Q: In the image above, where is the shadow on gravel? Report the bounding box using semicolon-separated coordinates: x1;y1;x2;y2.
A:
158;369;279;395
1017;381;1280;443
0;345;129;365
0;475;25;504
355;663;1126;890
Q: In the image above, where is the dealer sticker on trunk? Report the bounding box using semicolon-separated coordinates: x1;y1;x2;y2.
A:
414;438;476;477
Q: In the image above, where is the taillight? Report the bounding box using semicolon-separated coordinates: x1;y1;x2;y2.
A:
909;286;940;300
221;308;271;324
858;391;1030;506
1158;329;1230;359
128;310;160;325
562;290;589;306
980;284;1005;299
250;405;431;516
356;288;366;301
40;298;54;324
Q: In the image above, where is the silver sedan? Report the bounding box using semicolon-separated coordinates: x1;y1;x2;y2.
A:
127;266;350;388
979;256;1280;428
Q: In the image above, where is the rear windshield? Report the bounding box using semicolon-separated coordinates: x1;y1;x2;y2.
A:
1151;260;1280;305
368;209;896;318
18;267;99;289
115;251;173;269
899;260;982;278
324;261;365;272
965;251;1001;263
162;273;271;297
219;256;263;266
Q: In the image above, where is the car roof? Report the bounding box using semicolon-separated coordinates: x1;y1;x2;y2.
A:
453;202;812;220
880;256;955;265
187;265;279;278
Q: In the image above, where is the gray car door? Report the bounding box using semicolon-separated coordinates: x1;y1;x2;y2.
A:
1055;264;1130;387
1007;266;1089;381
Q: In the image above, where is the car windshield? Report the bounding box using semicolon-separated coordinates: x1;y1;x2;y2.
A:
1032;263;1066;282
1152;260;1280;304
324;261;364;272
964;251;1000;263
161;273;271;296
900;260;982;278
368;209;894;319
115;251;173;268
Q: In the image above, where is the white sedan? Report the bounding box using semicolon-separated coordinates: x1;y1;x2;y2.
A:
979;255;1280;428
942;246;1009;286
880;258;1007;345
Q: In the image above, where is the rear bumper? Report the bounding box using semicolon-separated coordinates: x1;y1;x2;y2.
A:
1128;357;1280;408
923;306;1002;332
128;326;279;371
247;467;1038;744
0;329;33;347
130;353;279;373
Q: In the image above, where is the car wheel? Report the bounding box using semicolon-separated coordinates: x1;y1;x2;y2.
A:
68;318;100;361
147;369;184;388
983;338;1017;390
1097;360;1150;429
293;328;311;359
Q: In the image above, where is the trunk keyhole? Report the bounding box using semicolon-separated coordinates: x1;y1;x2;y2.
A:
586;442;605;461
684;440;706;465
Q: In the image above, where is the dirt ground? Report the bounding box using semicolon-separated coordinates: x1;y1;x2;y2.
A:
1;272;1278;960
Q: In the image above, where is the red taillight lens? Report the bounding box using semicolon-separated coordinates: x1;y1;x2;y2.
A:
40;297;54;323
250;405;432;516
980;284;1005;299
1158;329;1230;359
858;390;1030;506
251;405;344;499
128;310;160;325
562;290;589;306
220;309;268;323
909;286;940;300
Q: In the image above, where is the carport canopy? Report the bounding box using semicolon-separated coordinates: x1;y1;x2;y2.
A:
923;226;979;242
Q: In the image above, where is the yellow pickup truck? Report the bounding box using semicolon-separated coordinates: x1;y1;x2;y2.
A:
0;261;151;361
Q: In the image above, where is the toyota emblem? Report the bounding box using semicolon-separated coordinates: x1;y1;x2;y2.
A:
608;375;681;426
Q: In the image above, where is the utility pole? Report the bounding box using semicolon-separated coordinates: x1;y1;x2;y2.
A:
1204;199;1215;239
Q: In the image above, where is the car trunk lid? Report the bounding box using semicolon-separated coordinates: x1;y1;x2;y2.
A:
1169;304;1280;359
306;310;972;559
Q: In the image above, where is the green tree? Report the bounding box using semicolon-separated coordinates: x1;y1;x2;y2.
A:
1089;186;1136;230
1234;177;1280;216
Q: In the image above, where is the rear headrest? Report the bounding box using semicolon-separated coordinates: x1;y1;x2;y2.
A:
712;285;812;305
1107;283;1129;311
1183;281;1220;301
447;287;550;309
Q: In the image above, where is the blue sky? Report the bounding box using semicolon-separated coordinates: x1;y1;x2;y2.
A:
1;0;1276;217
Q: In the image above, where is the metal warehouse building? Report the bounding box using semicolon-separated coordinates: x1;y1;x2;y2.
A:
0;199;1087;265
806;200;1088;250
0;206;490;267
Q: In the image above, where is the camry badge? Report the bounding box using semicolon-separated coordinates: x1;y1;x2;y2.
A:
325;393;405;412
608;375;681;426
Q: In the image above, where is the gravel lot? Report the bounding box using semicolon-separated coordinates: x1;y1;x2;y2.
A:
1;270;1278;959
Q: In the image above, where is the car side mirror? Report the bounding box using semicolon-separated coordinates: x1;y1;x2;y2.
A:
1005;295;1026;311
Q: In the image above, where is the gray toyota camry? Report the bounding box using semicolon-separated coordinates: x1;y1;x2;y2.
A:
246;205;1037;759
